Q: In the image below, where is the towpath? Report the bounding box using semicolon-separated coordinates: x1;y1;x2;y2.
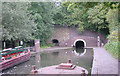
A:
91;47;118;76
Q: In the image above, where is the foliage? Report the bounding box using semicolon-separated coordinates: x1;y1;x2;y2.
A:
28;2;55;46
53;3;88;33
60;2;110;35
40;44;54;49
52;5;68;26
2;2;36;41
103;2;120;10
104;8;119;60
61;2;119;36
107;29;118;42
106;9;119;32
65;8;85;33
87;3;110;36
104;41;119;59
62;2;98;11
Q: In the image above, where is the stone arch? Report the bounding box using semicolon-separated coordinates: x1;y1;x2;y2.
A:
73;39;86;48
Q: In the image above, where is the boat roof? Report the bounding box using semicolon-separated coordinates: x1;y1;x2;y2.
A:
3;48;12;52
15;46;22;49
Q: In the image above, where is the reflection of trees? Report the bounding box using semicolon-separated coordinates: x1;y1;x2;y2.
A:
35;53;40;69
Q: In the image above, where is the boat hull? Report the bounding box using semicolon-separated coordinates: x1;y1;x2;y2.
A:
0;50;30;71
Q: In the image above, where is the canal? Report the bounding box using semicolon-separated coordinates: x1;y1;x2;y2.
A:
2;48;93;74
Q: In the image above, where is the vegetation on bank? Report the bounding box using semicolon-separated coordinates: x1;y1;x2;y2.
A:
40;44;54;49
104;29;120;60
104;41;119;59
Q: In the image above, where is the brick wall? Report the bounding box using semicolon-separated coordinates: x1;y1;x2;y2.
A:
48;26;106;47
50;26;70;43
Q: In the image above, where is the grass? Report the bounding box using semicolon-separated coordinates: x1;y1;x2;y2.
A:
40;44;54;49
104;41;120;61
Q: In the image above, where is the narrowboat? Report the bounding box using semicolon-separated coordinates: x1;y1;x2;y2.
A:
0;46;30;71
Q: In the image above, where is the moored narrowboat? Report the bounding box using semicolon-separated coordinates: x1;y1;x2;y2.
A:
0;46;30;71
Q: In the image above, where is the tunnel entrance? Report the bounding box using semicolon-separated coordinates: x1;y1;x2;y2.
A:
75;41;84;48
52;39;59;46
73;39;86;48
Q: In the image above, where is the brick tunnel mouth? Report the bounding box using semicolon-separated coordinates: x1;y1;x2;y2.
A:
75;41;84;48
52;39;59;46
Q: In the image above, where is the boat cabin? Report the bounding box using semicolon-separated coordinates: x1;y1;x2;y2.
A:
0;46;28;62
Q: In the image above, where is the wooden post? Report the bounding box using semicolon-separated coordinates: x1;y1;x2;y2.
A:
30;65;38;74
34;39;40;52
80;69;87;76
68;59;71;63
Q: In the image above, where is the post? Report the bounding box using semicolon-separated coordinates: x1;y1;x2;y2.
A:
20;41;23;46
30;65;38;74
34;39;40;52
68;59;71;63
80;69;87;76
97;36;100;47
3;41;6;49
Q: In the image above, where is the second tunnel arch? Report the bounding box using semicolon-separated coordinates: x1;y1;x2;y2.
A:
73;39;86;48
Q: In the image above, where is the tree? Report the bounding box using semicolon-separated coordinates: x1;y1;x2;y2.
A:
62;2;98;12
28;2;55;46
53;3;89;33
2;2;36;41
2;2;36;48
52;5;67;26
103;4;119;60
87;3;109;36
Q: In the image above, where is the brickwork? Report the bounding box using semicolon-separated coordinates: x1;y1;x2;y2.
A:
49;26;106;47
51;26;70;43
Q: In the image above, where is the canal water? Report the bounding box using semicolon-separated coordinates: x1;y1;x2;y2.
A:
2;48;93;74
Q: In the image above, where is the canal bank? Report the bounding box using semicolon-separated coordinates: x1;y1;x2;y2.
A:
30;47;72;56
91;47;118;75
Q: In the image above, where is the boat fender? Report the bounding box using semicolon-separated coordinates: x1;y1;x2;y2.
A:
1;57;5;61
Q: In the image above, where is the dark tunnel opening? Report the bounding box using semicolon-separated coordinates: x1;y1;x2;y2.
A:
75;41;84;48
52;39;59;46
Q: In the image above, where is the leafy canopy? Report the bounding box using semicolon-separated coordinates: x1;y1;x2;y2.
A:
2;2;36;41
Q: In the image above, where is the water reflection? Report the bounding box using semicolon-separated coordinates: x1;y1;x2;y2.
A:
35;53;40;69
73;48;86;56
52;52;59;56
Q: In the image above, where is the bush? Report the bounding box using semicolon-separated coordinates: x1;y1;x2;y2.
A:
40;44;54;49
104;41;119;60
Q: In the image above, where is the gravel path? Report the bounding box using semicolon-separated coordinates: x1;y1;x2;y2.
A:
91;47;118;76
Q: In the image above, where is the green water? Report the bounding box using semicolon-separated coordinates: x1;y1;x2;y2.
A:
2;48;93;74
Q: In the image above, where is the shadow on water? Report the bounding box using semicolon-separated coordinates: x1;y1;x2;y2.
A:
2;48;93;74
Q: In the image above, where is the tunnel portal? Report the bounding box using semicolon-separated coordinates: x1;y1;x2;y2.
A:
73;39;86;48
75;41;84;48
52;39;59;46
